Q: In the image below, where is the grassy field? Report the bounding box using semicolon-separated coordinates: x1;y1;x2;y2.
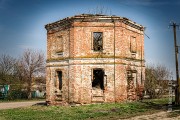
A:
0;98;177;120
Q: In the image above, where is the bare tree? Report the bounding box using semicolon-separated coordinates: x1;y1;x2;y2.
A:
17;49;45;99
145;64;171;98
0;54;16;84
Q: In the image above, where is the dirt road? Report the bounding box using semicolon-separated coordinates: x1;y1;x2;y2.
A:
0;101;45;110
124;111;180;120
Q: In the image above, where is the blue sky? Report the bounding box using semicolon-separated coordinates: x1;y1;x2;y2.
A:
0;0;180;77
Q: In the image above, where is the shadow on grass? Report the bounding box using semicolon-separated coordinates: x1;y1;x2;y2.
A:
140;101;167;110
33;102;47;106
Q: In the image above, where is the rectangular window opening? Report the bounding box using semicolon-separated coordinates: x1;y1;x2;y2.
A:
55;35;64;53
127;70;137;87
92;69;104;90
130;36;137;53
133;73;137;87
57;71;62;90
93;32;103;51
56;52;63;56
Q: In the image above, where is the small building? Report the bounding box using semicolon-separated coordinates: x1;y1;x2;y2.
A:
45;14;145;105
0;85;9;99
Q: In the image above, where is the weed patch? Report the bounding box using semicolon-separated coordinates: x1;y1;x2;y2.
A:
0;98;170;120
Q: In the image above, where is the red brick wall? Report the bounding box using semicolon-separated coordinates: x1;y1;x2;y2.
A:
46;18;145;105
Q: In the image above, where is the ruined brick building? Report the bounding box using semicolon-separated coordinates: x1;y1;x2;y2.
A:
45;14;145;105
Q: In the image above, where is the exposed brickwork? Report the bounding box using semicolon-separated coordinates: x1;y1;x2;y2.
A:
45;14;145;105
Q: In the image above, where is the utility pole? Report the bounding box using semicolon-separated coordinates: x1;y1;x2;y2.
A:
170;22;180;105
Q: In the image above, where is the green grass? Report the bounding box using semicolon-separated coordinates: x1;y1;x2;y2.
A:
0;98;170;120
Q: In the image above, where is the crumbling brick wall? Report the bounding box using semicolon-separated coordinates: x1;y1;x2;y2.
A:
45;14;145;105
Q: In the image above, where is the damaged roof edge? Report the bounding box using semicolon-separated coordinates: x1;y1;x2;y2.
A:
45;14;144;31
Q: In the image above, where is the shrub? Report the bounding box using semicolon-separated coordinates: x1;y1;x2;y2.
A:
7;90;28;100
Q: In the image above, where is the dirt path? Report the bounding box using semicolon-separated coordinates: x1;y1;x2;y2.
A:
0;101;45;110
124;111;180;120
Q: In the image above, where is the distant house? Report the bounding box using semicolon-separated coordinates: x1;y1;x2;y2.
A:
144;80;176;98
45;14;145;105
0;85;9;99
30;76;46;98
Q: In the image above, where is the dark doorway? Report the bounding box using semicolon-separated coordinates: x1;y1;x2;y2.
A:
57;71;62;90
92;69;104;89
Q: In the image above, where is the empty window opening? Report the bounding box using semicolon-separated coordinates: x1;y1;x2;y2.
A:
57;71;62;90
93;32;103;51
92;69;104;89
56;52;63;56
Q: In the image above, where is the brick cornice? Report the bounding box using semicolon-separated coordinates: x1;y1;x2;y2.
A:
45;14;144;32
